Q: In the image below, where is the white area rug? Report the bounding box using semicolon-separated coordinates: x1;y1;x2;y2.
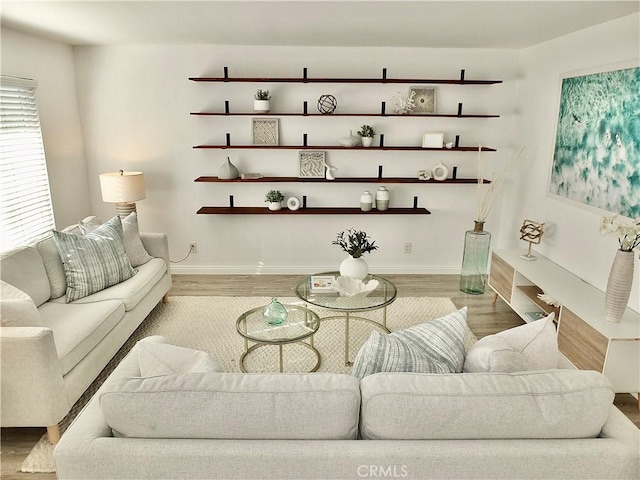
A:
20;295;460;473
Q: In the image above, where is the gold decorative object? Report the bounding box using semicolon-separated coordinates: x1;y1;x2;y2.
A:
520;219;544;261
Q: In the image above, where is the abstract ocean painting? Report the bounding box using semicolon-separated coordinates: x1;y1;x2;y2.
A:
549;65;639;218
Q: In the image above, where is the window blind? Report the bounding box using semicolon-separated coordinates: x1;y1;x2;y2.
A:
1;75;55;251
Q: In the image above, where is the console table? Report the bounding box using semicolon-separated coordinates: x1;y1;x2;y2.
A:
489;249;640;404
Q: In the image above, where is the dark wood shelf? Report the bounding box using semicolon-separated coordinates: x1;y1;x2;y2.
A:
189;77;502;85
190;112;500;118
195;176;490;184
197;207;431;215
193;145;496;152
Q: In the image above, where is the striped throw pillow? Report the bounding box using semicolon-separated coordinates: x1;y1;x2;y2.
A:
53;216;135;302
351;307;468;380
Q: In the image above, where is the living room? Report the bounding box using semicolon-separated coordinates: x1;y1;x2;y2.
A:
1;1;639;479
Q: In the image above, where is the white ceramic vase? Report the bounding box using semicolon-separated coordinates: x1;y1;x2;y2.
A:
375;186;390;211
339;130;361;147
339;256;368;280
360;191;373;212
604;249;634;323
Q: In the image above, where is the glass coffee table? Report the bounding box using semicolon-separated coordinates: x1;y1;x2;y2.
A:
295;272;397;366
236;303;321;373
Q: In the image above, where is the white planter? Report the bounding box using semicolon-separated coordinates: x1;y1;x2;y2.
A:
605;249;634;323
361;136;373;147
267;202;282;211
339;256;369;280
254;100;270;113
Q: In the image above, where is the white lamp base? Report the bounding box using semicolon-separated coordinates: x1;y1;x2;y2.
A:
115;202;137;218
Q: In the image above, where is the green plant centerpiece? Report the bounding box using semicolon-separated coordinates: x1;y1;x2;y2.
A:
265;189;284;211
357;125;375;138
255;89;271;100
333;228;378;280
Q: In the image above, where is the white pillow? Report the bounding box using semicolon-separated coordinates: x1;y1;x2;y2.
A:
137;342;223;377
0;280;42;327
463;313;558;373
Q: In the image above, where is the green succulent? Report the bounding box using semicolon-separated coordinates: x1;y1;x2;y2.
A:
265;189;284;202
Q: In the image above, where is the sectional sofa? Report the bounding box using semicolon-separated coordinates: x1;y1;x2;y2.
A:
54;337;640;480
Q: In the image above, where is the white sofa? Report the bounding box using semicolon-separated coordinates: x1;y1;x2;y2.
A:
0;226;172;443
54;337;640;480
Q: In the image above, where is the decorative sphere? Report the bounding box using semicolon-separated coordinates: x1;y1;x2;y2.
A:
317;94;337;114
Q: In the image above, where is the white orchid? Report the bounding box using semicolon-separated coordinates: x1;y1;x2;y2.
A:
600;215;640;252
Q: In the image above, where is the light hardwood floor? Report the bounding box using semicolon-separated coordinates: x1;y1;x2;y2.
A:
1;274;638;480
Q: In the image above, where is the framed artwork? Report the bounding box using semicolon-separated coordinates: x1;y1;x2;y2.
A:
309;275;336;291
299;151;326;178
549;62;639;218
409;87;436;114
421;132;444;148
252;118;279;145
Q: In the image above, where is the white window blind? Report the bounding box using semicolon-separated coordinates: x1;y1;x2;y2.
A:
1;75;55;251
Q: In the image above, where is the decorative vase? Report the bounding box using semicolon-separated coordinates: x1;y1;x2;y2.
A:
360;191;373;212
604;249;634;323
217;157;240;179
263;297;288;325
375;186;390;211
267;202;282;211
432;161;449;181
460;221;492;294
361;136;373;147
339;130;361;147
254;100;270;113
340;256;368;280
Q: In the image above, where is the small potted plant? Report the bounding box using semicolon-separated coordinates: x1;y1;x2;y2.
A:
357;125;376;147
265;189;284;211
254;89;271;113
332;228;378;279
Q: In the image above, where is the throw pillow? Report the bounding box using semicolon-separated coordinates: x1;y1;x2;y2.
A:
0;280;42;327
463;313;558;373
80;213;153;267
137;342;224;377
351;307;468;380
53;216;135;302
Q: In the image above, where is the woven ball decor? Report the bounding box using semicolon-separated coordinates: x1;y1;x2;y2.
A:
317;94;337;114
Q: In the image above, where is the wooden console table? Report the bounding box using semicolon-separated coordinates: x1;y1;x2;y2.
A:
489;249;640;406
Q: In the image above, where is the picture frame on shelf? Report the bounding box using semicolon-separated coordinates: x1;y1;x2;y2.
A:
409;87;436;114
299;151;326;178
252;118;279;145
422;132;444;148
309;275;336;291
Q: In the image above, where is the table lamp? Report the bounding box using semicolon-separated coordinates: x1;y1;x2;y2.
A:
99;170;146;218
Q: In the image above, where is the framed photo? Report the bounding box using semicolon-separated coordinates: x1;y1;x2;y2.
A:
549;61;639;217
421;132;444;148
299;151;326;178
309;275;336;291
252;118;279;145
409;87;436;114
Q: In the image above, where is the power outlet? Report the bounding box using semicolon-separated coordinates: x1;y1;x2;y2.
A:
403;242;412;254
189;242;198;254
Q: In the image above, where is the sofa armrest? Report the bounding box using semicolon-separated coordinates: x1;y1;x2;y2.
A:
0;326;69;426
140;233;170;272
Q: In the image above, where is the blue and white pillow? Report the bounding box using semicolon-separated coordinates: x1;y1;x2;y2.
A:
351;307;468;379
53;216;135;302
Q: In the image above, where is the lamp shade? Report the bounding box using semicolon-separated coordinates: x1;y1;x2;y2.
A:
99;171;146;203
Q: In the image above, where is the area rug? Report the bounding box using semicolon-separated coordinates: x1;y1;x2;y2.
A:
20;295;462;473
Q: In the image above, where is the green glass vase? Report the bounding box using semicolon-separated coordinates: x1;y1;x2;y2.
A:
460;221;491;295
263;297;288;325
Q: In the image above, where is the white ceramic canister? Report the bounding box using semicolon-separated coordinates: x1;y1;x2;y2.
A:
360;191;373;212
375;186;390;211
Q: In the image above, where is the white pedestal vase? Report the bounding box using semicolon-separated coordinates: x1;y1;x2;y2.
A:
339;256;368;280
605;249;634;323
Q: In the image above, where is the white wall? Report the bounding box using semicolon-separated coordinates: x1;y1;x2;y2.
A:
0;28;90;228
73;45;518;274
504;13;640;312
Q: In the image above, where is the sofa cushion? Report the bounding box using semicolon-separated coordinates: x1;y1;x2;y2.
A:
39;299;125;375
359;370;614;440
0;280;43;327
351;307;468;379
463;313;558;373
35;236;67;299
99;372;360;440
51;258;166;311
0;245;51;306
137;342;223;377
53;216;136;302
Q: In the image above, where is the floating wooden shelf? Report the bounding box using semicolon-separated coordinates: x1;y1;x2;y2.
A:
189;77;502;85
197;207;431;215
195;176;490;184
193;145;496;152
190;112;500;118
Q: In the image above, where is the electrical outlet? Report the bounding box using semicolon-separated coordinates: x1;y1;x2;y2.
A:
189;242;198;254
403;242;412;254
